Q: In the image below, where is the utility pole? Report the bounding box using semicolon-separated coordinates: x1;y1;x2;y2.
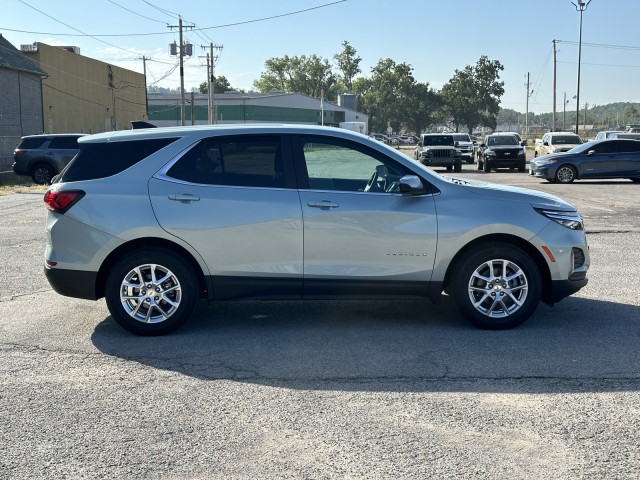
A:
552;40;557;131
169;16;194;126
141;56;148;119
525;73;533;137
205;43;223;124
573;0;592;135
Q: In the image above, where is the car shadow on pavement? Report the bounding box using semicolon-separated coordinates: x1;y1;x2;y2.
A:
91;295;640;393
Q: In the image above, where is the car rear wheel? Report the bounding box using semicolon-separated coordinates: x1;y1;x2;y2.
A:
454;161;462;173
555;165;576;183
105;248;198;335
483;161;491;173
450;243;542;329
31;163;54;184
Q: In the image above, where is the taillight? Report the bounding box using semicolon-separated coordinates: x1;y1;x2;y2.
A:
44;189;85;213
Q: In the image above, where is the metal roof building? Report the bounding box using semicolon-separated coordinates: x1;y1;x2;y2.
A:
147;91;368;132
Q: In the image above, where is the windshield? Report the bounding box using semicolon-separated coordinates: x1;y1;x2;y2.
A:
422;135;453;146
567;140;598;153
552;135;582;145
487;135;518;146
452;134;470;142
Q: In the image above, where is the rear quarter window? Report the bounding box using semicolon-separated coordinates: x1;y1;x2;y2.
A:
59;138;178;182
17;137;47;149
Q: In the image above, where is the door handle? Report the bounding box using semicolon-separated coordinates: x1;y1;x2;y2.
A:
307;201;339;210
168;194;200;203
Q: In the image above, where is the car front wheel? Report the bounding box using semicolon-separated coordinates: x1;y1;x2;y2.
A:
555;165;576;183
450;243;542;329
105;248;198;335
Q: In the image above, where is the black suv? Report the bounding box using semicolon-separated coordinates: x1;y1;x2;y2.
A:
12;134;86;184
477;134;526;173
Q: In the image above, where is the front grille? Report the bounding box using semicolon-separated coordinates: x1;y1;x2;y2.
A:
429;149;454;158
494;148;520;159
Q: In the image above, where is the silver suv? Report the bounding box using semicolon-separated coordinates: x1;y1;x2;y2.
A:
44;125;589;335
12;133;86;184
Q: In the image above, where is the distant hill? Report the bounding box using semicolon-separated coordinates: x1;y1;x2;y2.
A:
498;102;640;130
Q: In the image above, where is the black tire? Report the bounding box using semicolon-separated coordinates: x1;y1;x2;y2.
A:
105;248;198;335
483;160;491;173
518;163;526;173
477;159;483;171
555;164;577;183
630;178;640;183
450;243;542;329
454;161;462;173
446;165;453;171
31;163;55;185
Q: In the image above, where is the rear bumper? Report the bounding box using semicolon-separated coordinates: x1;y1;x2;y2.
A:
45;266;100;300
12;162;28;176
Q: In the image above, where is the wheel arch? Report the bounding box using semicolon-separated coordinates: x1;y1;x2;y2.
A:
95;237;210;300
442;233;552;303
29;158;57;174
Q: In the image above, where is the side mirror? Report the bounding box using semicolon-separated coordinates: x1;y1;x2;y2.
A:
454;141;460;147
520;140;527;146
480;143;486;148
543;141;549;146
399;175;427;195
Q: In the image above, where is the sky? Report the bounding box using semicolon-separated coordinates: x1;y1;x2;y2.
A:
2;0;639;115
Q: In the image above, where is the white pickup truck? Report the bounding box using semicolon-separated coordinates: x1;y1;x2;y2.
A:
534;132;583;157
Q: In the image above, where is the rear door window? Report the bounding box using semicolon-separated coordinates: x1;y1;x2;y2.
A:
165;135;293;189
49;136;81;149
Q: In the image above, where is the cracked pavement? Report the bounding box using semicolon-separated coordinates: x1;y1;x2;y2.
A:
1;174;640;479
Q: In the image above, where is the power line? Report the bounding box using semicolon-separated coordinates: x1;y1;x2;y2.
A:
559;40;640;51
141;0;181;20
16;0;142;56
107;0;169;25
1;1;347;37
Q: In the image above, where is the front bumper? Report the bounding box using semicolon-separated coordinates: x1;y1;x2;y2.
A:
547;276;588;304
485;155;526;168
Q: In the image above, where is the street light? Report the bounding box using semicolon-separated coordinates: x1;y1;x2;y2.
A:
572;0;592;135
563;92;572;131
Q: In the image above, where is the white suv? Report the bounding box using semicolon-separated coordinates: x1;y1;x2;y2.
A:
44;125;589;335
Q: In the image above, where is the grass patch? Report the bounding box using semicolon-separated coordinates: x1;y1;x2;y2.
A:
0;184;47;196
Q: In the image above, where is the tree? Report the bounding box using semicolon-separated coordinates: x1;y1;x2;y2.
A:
403;82;442;134
357;58;416;133
333;40;361;92
440;56;505;133
253;54;337;99
198;75;235;94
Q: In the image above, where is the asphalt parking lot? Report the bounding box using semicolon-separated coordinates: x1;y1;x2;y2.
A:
1;167;640;479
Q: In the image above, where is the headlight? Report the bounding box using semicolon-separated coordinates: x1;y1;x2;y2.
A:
534;208;584;230
534;158;557;166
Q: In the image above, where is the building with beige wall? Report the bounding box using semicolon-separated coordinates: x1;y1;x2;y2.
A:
22;42;146;134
